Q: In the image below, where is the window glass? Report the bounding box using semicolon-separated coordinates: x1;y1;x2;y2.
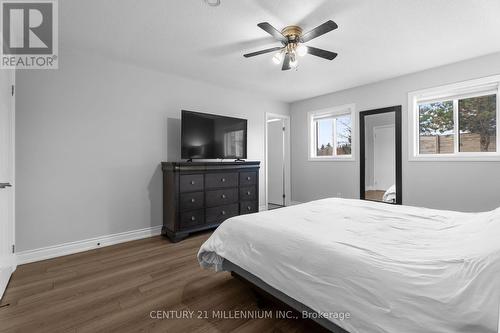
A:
458;94;497;152
336;114;352;155
316;118;334;156
418;101;454;154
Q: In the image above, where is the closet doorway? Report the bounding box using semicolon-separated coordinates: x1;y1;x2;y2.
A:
265;113;291;210
360;106;402;204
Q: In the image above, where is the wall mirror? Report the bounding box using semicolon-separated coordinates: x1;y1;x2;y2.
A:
360;106;402;204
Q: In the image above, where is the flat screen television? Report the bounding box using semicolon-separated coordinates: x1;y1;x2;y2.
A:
181;110;247;160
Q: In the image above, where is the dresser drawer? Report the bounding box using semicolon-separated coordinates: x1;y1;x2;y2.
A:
179;174;204;193
240;186;257;201
179;192;204;211
205;172;238;189
240;201;258;215
240;171;257;186
206;204;239;225
179;209;205;230
206;188;238;207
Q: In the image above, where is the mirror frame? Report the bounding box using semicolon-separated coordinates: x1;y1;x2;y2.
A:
359;105;402;205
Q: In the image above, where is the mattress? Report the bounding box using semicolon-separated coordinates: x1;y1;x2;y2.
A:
198;198;500;333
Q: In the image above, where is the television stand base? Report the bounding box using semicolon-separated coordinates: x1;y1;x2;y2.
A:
234;158;245;162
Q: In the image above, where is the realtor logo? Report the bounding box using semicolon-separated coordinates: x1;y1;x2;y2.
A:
1;0;58;69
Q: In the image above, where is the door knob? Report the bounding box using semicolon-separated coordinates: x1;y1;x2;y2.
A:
191;198;196;203
221;194;226;199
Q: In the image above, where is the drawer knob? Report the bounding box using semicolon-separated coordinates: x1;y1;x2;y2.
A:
221;194;227;199
190;180;195;185
191;216;196;221
221;178;226;182
221;210;226;216
247;206;251;211
191;198;196;203
246;176;251;181
246;191;251;196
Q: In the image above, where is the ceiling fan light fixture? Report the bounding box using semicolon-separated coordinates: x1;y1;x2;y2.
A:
272;52;283;65
296;44;307;57
243;20;338;71
203;0;221;7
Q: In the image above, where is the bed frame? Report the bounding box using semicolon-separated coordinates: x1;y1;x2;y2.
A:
222;259;349;333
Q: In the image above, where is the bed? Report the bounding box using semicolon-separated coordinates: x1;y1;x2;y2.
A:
198;198;500;333
382;184;396;203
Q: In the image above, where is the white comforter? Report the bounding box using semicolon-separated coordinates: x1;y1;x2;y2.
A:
198;198;500;333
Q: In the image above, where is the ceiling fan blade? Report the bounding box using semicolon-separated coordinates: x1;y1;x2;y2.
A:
282;53;291;71
306;46;338;60
257;22;287;43
301;20;338;43
243;46;283;58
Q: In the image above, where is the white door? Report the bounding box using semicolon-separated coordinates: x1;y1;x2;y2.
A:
0;70;15;299
267;119;285;206
373;125;395;191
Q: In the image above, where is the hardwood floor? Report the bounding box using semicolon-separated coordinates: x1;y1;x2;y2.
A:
267;204;284;211
0;232;328;333
364;190;385;202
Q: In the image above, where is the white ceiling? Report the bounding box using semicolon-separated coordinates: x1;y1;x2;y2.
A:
61;0;500;102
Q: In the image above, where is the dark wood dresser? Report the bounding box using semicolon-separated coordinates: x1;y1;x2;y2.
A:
161;161;260;242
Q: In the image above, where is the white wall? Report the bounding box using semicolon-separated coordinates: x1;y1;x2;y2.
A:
372;125;395;191
290;52;500;212
15;50;288;252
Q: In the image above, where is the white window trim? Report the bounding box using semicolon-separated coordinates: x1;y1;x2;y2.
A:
307;104;356;161
408;75;500;162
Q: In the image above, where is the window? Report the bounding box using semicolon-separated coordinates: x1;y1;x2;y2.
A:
409;76;500;161
308;104;355;160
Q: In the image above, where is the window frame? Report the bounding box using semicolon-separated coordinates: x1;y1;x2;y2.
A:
408;75;500;161
307;104;356;161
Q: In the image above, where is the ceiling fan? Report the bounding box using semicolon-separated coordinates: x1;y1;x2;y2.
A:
243;20;338;70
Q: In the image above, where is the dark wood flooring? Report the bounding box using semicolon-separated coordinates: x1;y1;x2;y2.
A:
267;204;284;211
0;232;328;333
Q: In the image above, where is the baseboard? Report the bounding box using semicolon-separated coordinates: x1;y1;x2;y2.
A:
259;204;267;211
16;225;163;265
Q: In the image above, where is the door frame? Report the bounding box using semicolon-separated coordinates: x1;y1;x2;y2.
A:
11;69;15;273
0;70;16;300
264;113;291;209
359;105;402;205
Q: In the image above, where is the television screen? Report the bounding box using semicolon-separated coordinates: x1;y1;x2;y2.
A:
181;110;247;159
